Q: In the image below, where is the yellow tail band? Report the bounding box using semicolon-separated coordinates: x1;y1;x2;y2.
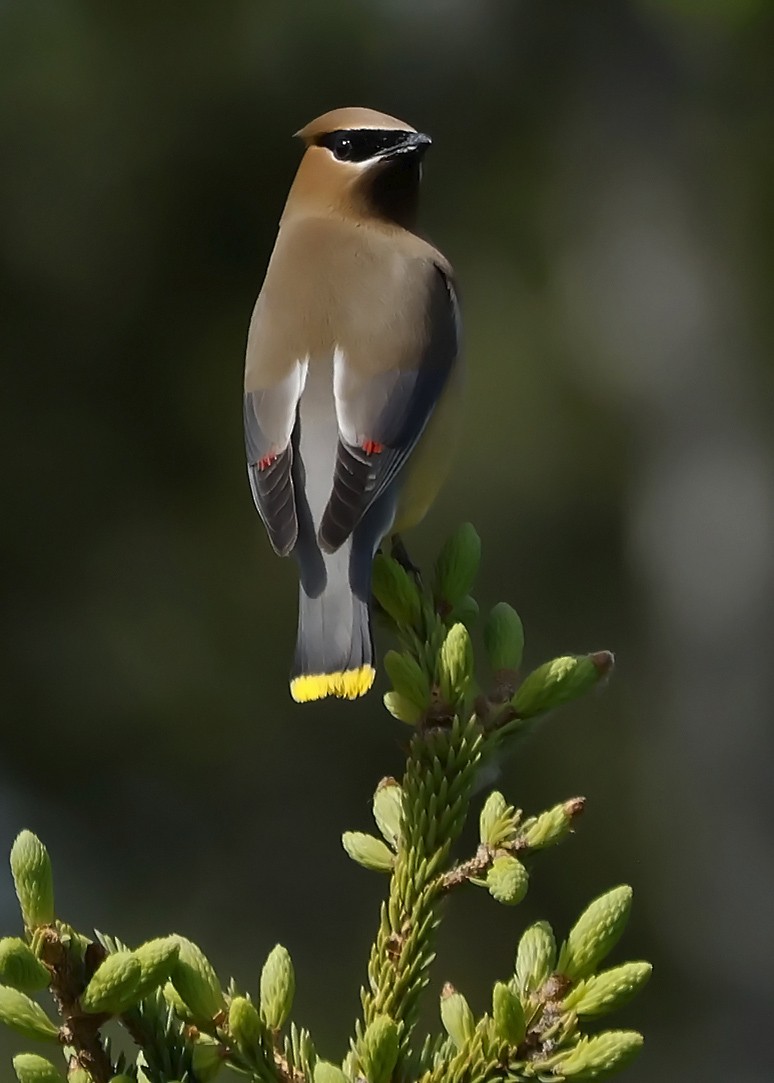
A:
290;665;376;703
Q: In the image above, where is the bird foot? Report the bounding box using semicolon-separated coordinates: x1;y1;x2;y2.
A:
390;533;423;587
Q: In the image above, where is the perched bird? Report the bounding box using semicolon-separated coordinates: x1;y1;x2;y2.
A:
244;107;462;702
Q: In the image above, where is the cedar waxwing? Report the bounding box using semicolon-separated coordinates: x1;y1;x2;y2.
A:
244;107;462;702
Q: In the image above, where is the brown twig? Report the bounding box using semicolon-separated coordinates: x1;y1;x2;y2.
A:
37;929;114;1083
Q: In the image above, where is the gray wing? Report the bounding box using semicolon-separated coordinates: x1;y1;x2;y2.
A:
319;264;460;554
244;356;308;557
244;394;296;556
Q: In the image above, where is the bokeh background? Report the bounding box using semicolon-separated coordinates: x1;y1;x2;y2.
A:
2;0;773;1078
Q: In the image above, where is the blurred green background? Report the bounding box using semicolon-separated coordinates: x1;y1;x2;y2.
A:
2;0;773;1078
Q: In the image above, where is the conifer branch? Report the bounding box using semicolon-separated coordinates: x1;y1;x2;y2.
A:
0;526;649;1083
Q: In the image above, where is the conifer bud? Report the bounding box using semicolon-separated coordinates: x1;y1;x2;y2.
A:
132;937;180;1000
371;555;421;629
439;984;474;1050
12;1053;63;1083
484;603;524;673
372;778;404;851
10;832;54;930
433;523;481;607
514;921;556;997
229;995;263;1048
522;799;584;851
162;980;195;1022
358;1015;399;1083
479;792;518;848
0;938;50;992
551;1030;643;1077
486;856;529;906
169;937;225;1022
512;653;612;718
0;985;58;1041
80;951;142;1015
260;944;295;1030
383;692;423;726
563;962;652;1017
439;623;474;706
557;886;632;981
491;982;525;1046
342;832;395;873
384;652;430;712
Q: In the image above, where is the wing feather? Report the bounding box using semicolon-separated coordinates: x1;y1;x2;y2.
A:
319;263;459;553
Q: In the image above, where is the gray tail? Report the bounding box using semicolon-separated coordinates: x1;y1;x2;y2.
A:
290;534;375;702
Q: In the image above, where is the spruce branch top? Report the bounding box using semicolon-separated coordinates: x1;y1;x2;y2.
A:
1;525;649;1083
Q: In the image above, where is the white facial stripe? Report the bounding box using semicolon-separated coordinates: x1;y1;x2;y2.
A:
323;153;376;169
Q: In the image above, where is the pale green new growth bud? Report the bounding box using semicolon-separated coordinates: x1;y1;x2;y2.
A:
512;652;613;718
479;791;507;845
522;798;585;850
564;962;652;1017
162;980;195;1021
383;691;423;726
342;832;395;873
449;595;479;630
552;1029;643;1078
0;938;50;992
557;886;632;981
491;982;525;1046
440;984;474;1050
484;603;524;673
12;1053;63;1083
479;792;519;848
515;921;556;996
191;1033;225;1081
314;1061;348;1083
170;937;225;1022
372;778;404;851
439;623;474;706
229;994;263;1048
384;652;430;711
260;944;295;1030
358;1014;399;1083
372;555;421;629
433;523;481;607
486;856;529;906
0;984;58;1041
81;950;142;1015
10;832;54;930
132;936;180;999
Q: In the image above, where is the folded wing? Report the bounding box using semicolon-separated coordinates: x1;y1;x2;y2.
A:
319;263;460;554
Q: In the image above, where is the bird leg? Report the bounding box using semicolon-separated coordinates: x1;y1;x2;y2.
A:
390;533;423;586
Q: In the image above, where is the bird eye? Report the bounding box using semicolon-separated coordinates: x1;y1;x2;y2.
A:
333;135;353;161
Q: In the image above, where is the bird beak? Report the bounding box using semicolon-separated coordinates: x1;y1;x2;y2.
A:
380;131;433;161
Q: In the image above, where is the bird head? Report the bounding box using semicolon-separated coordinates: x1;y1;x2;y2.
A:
285;107;432;228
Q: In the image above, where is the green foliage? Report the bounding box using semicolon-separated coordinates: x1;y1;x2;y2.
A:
10;833;54;932
0;939;51;993
0;527;648;1082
